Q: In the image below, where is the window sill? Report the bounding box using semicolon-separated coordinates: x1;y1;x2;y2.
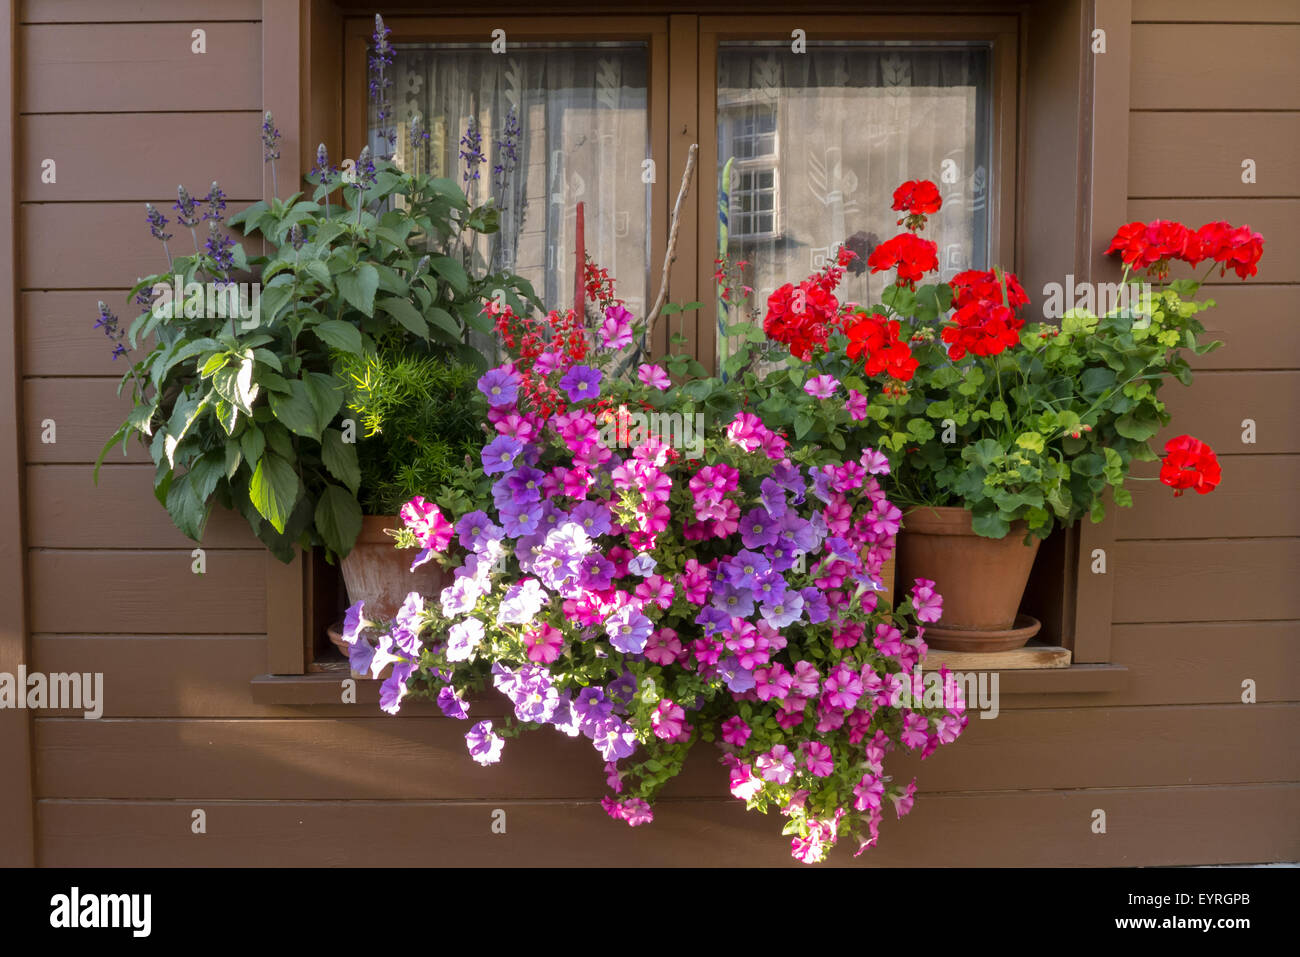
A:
250;662;1129;705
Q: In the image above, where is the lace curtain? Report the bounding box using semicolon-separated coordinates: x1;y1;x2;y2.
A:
382;42;651;317
716;42;992;365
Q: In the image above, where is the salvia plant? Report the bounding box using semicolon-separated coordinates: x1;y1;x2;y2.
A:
97;115;537;562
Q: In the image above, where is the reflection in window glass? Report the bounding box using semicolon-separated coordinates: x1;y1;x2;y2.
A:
383;42;651;323
716;42;992;368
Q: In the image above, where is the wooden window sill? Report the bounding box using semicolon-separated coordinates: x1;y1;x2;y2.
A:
250;661;1129;705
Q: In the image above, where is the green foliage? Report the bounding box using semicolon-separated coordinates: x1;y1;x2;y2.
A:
755;277;1221;539
339;348;489;516
99;155;537;562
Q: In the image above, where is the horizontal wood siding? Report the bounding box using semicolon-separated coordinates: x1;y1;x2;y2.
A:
9;2;1296;867
35;785;1299;867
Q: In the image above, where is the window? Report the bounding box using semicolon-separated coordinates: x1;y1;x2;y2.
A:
721;99;781;240
269;12;1130;688
713;40;995;369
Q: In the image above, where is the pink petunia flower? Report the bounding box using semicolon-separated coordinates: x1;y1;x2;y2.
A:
721;715;752;747
755;744;796;784
637;363;671;390
803;374;839;399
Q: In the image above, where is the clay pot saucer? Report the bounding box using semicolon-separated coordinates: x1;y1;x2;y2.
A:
923;613;1042;653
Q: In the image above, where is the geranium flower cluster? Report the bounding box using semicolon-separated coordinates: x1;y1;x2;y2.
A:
1106;219;1264;280
762;247;857;360
339;359;964;863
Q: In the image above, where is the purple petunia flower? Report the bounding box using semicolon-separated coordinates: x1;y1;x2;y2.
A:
379;660;416;715
481;435;525;475
466;720;504;765
478;367;521;407
569;501;612;538
770;461;807;504
497;578;547;625
606;605;652;654
498;499;542;538
558;364;602;402
627;552;657;577
710;581;755;618
591;717;638;761
759;477;788;519
801;587;831;624
437;684;471;720
740;508;781;549
446;618;485;662
341;600;367;644
718;656;756;694
457;510;505;551
760;591;805;629
723;550;770;591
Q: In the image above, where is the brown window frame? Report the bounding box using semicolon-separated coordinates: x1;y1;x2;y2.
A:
257;3;1131;700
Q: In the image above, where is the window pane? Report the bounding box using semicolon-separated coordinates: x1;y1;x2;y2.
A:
384;41;651;333
716;42;993;367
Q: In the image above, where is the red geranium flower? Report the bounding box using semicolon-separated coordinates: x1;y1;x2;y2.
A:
1105;220;1192;279
843;313;919;381
892;180;943;216
941;300;1024;361
949;268;1030;311
1193;221;1264;279
764;280;839;360
866;233;939;288
1158;434;1221;496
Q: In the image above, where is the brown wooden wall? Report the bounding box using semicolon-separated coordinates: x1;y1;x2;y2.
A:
7;0;1298;866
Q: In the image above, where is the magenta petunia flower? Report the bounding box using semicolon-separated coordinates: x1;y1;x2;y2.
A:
650;698;685;740
525;622;564;663
802;741;834;777
720;715;752;747
846;388;868;421
803;373;839;399
755;744;796;784
911;578;943;623
637;363;671;390
600;304;634;349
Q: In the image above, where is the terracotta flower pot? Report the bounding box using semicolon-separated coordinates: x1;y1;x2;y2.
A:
339;514;449;621
895;506;1042;652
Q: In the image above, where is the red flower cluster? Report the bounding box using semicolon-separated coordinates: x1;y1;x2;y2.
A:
763;247;856;360
891;179;943;229
949;268;1030;311
867;232;939;289
584;256;623;310
1106;219;1264;280
490;301;587;416
1158;434;1221;496
764;282;840;360
941;299;1024;361
1185;221;1265;279
843;313;918;382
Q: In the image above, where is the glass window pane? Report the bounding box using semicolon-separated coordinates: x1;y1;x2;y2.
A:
715;41;993;368
383;41;651;338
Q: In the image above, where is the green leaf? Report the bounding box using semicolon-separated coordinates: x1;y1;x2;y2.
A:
163;391;210;468
314;484;363;557
187;450;227;503
239;427;266;469
312;319;364;354
303;372;344;433
426;306;461;341
249;452;301;533
164;471;210;541
321;428;361;494
269;379;322;440
337;263;379;316
971;510;1011;539
428;255;469;294
378;296;429;338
